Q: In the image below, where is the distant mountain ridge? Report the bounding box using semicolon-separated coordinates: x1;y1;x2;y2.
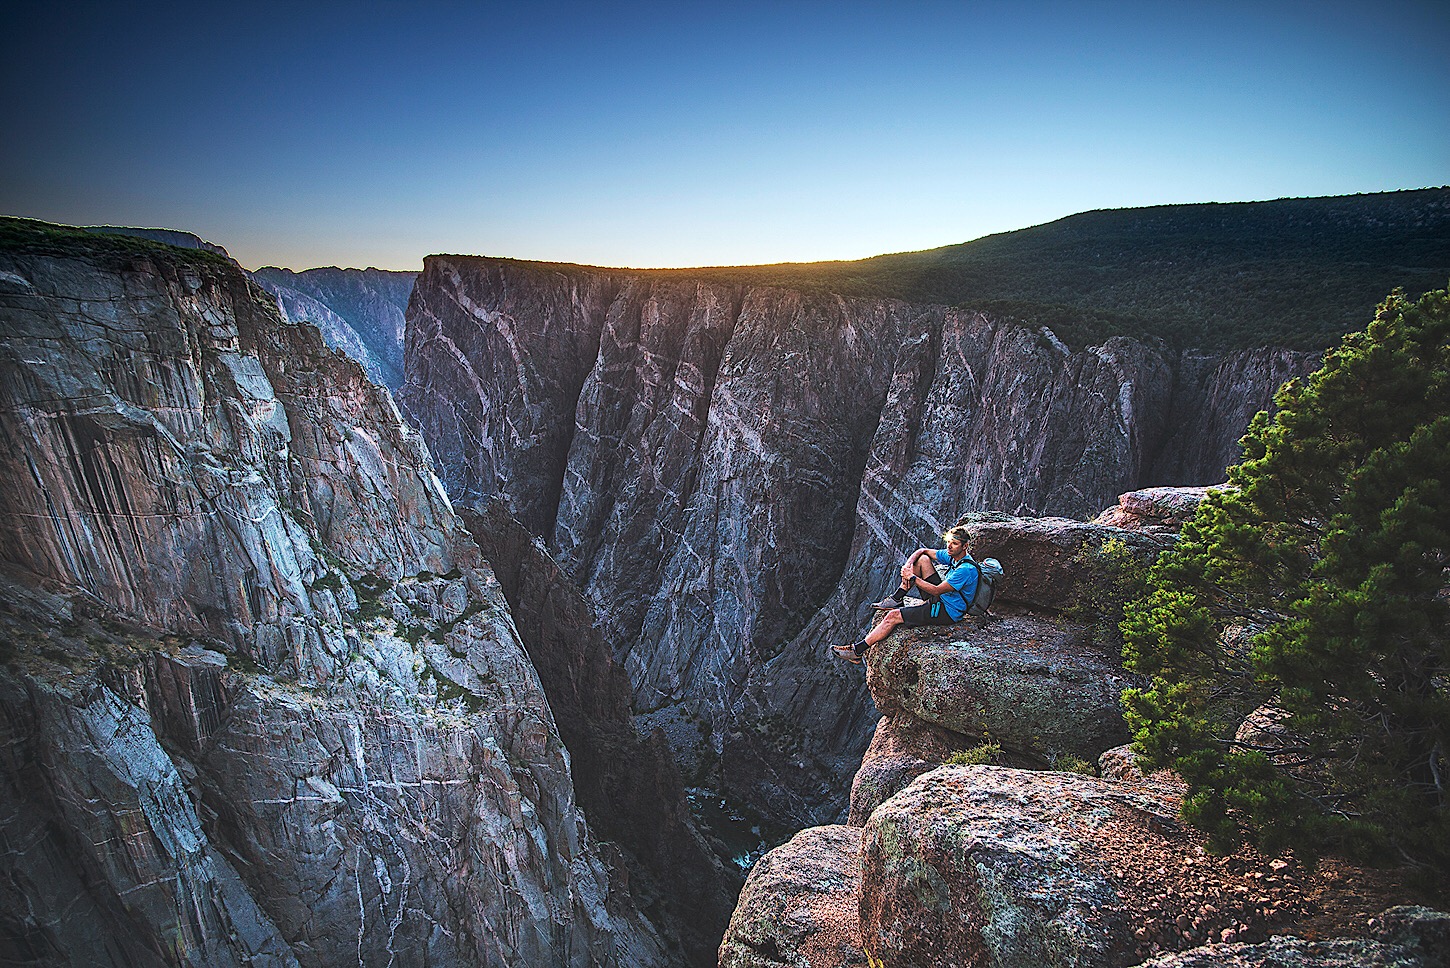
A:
475;188;1450;352
37;188;1450;369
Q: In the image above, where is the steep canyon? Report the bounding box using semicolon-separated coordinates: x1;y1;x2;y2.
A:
396;257;1320;827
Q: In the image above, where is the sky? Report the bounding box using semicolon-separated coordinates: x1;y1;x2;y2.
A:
2;1;1447;271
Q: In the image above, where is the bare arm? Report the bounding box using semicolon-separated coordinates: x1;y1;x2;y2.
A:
900;548;939;585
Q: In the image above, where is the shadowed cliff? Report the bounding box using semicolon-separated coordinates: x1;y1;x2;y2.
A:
466;498;742;967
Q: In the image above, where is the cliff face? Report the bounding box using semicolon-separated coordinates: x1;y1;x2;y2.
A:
397;256;1320;825
0;227;671;966
466;498;742;968
252;266;415;390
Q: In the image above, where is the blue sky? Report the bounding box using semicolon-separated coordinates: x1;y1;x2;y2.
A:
3;1;1446;270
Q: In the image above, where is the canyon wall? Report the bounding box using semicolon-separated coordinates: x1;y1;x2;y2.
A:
0;228;679;966
466;498;742;967
252;266;415;390
398;257;1319;826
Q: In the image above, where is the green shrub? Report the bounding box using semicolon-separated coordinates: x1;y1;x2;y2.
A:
1068;537;1158;652
947;742;1002;767
1122;286;1450;877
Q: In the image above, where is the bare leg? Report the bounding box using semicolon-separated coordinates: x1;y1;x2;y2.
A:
911;555;939;585
866;609;904;646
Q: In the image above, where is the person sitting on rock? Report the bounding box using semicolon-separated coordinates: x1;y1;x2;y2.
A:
832;526;980;664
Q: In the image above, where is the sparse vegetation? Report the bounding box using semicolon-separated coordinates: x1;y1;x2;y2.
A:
947;742;1002;767
0;216;232;269
1050;753;1097;776
1067;537;1160;652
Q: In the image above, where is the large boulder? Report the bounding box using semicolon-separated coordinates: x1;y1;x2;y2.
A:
865;612;1136;762
1097;743;1188;794
857;765;1312;968
953;513;1171;612
718;824;867;968
848;714;975;826
1092;486;1217;532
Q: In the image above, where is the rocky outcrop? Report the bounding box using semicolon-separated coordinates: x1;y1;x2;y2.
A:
252;266;415;390
865;611;1137;761
1097;744;1188;792
840;503;1188;826
397;256;1319;826
1132;906;1450;967
717;825;866;968
860;766;1253;967
1093;486;1217;532
847;714;978;827
721;760;1441;968
717;490;1442;968
939;511;1175;612
0;222;672;966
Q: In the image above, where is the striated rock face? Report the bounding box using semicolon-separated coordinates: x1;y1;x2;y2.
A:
467;497;742;968
0;599;298;968
0;236;452;670
1148;348;1313;484
397;256;1318;826
0;225;671;966
252;266;415;390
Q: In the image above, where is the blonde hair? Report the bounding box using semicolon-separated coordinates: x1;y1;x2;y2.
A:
942;526;970;544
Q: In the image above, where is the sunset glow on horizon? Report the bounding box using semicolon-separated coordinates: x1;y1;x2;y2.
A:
2;0;1445;272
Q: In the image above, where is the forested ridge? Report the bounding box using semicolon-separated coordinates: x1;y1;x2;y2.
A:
461;188;1450;353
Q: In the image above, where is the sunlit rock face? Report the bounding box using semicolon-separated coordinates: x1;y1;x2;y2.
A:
0;229;672;967
398;256;1319;827
252;266;415;390
394;255;1316;823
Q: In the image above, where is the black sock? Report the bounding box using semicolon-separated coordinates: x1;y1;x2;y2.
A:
854;640;869;656
892;585;909;602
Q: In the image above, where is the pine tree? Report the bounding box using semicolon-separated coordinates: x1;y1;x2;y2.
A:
1121;285;1450;874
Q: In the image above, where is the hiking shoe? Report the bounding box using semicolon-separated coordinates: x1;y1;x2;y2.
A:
872;597;901;611
831;643;863;664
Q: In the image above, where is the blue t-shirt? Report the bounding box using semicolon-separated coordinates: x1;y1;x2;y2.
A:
933;550;980;621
